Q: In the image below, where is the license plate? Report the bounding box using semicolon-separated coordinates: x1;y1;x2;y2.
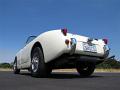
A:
83;42;97;52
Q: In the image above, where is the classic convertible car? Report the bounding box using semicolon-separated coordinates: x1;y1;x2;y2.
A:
13;29;110;77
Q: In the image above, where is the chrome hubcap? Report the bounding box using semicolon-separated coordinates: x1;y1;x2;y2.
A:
83;67;88;70
31;56;39;72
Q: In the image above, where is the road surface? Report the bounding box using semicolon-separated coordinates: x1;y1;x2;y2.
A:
0;71;120;90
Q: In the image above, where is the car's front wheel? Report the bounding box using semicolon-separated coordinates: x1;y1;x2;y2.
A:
13;58;20;74
31;47;50;77
76;63;95;77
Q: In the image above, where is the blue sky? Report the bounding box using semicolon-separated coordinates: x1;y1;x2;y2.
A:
0;0;120;63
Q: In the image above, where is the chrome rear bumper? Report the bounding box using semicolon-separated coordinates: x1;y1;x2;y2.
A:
70;38;110;59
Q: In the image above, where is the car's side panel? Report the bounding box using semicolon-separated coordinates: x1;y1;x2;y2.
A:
20;44;32;68
16;30;67;68
36;30;67;63
16;49;22;69
16;39;37;68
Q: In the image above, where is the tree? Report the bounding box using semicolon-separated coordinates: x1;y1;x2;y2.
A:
0;63;12;68
97;59;120;69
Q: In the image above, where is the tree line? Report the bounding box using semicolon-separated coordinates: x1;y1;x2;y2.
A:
0;62;13;68
0;59;120;69
96;59;120;69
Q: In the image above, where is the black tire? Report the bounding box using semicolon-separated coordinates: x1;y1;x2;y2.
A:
76;63;95;77
31;47;49;77
46;66;52;75
13;58;20;74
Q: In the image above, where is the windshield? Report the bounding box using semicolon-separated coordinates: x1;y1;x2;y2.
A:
26;36;37;44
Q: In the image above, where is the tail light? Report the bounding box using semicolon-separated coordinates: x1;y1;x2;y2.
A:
103;38;108;44
61;28;67;36
65;39;69;45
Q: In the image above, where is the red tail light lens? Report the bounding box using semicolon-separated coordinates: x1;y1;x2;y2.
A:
61;28;67;36
65;39;69;45
103;39;108;44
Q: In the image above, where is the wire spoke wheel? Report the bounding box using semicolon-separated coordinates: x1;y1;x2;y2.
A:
31;54;39;73
31;47;52;77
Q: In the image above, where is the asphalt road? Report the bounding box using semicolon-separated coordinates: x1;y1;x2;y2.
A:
0;71;120;90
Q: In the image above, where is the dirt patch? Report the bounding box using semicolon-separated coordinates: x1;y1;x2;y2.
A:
53;69;120;73
0;68;120;72
95;69;120;72
53;69;77;72
0;68;12;71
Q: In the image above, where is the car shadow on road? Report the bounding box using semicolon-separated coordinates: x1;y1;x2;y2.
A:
49;72;103;79
19;72;103;79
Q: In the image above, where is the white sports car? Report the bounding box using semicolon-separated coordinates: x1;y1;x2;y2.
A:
13;29;110;77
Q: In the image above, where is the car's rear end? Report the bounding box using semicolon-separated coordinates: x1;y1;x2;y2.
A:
49;28;110;76
60;28;110;64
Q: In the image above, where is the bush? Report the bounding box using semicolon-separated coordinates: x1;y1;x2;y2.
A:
0;63;12;68
97;59;120;69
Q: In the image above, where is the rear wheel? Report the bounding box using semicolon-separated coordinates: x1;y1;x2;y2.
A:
46;66;52;75
13;58;20;74
31;47;51;77
76;63;95;77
